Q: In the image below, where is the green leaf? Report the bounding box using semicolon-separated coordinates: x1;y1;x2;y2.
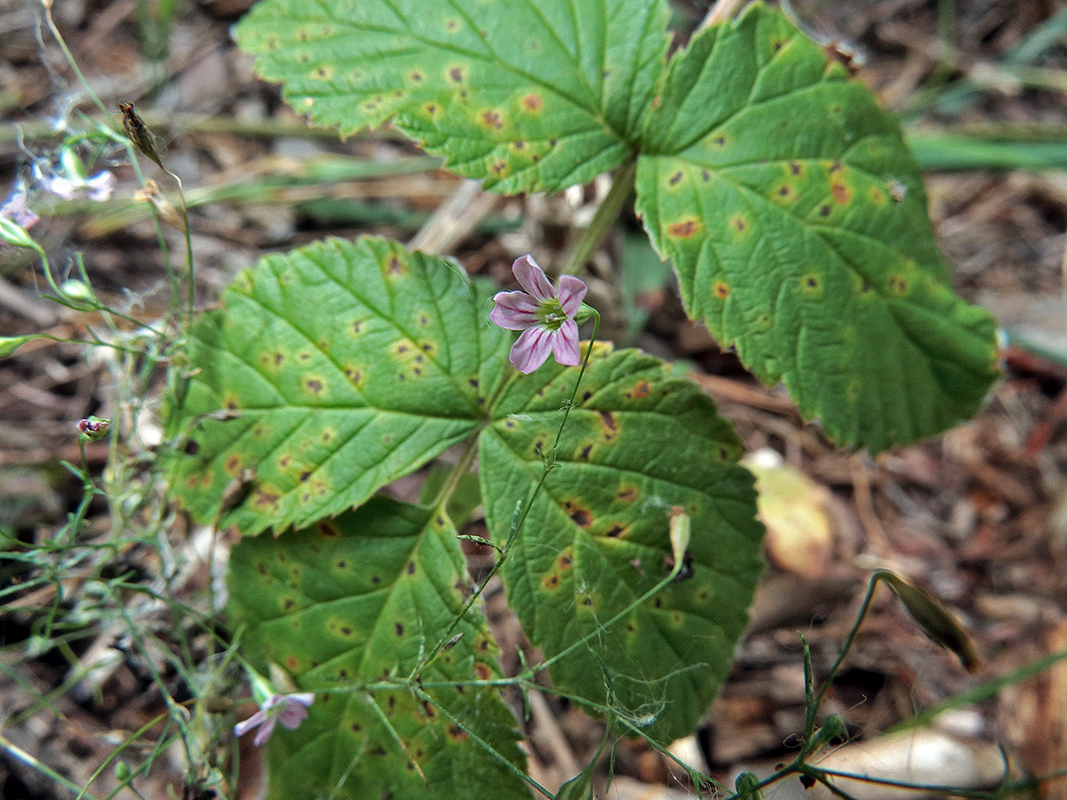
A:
0;335;37;358
164;236;510;534
634;3;999;452
228;497;528;800
481;345;763;744
233;0;670;193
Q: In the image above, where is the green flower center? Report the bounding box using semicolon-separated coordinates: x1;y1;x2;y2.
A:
537;299;567;330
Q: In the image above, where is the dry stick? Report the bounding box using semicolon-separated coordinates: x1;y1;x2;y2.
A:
849;453;896;563
700;0;745;30
408;178;498;255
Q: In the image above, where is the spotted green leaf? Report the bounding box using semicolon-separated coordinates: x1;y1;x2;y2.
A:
481;345;764;744
233;0;669;192
228;497;528;800
164;236;509;534
634;3;998;452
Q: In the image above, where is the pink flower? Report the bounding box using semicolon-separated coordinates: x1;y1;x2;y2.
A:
490;255;588;373
234;692;314;746
41;170;115;202
1;190;39;230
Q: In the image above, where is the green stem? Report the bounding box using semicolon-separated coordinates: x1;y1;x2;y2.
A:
561;158;637;276
429;431;482;512
0;732;104;800
415;314;601;678
809;574;882;733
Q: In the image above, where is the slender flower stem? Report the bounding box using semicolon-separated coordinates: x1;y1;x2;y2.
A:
415;313;601;677
562;158;637;276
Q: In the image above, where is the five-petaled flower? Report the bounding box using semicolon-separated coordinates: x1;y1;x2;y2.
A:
234;692;314;746
490;255;587;374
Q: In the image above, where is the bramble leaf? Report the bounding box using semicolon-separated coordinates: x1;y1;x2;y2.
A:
233;0;670;192
164;236;509;535
481;345;763;744
228;497;528;800
635;3;999;452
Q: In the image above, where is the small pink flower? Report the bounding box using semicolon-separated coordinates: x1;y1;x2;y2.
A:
42;170;115;202
490;255;588;373
1;190;39;230
234;692;314;746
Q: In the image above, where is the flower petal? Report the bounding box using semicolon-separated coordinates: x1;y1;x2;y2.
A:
510;325;553;373
557;276;588;316
234;710;266;738
43;176;80;201
511;255;554;302
1;192;39;230
84;172;116;202
490;290;542;330
550;320;581;366
252;717;277;746
278;699;311;728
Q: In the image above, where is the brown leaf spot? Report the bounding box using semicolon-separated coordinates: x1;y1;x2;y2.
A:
629;380;651;399
558;553;573;569
283;597;295;610
407;560;416;575
286;655;299;670
490;161;508;175
668;171;683;186
668;219;699;238
395;622;404;636
789;161;803;175
448;66;465;83
480;110;504;129
252;490;279;511
579;445;592;461
819;204;832;217
714;281;730;299
831;182;851;205
889;275;909;295
543;573;560;589
305;378;323;393
388;255;405;274
448;725;467;741
599;410;618;438
605;524;627;538
474;662;491;680
319;521;340;537
225;454;242;473
409;70;423;82
564;500;593;528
